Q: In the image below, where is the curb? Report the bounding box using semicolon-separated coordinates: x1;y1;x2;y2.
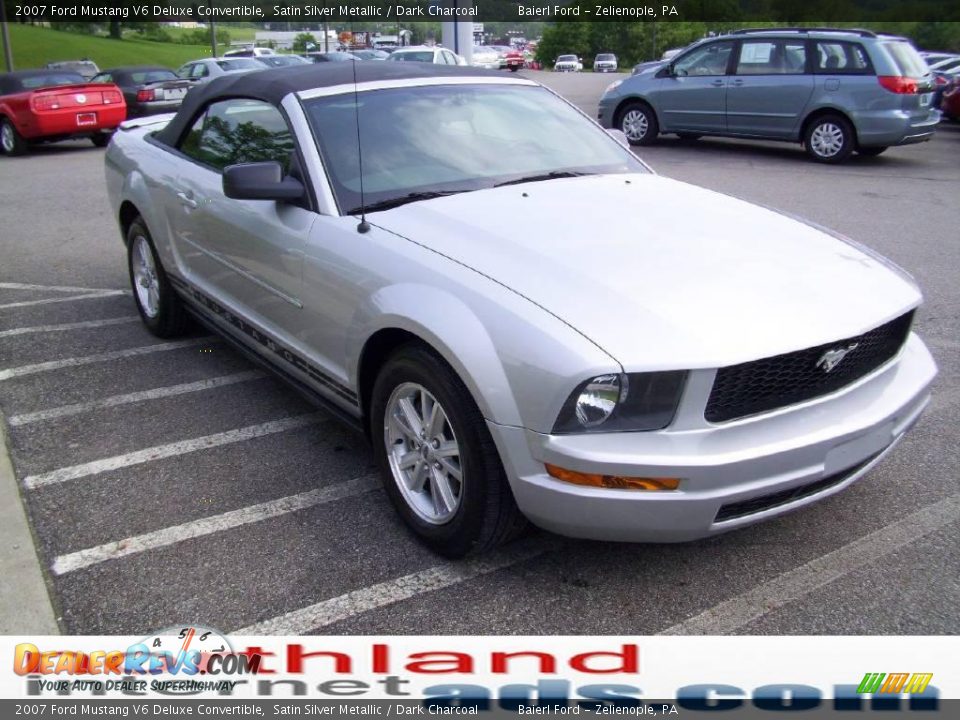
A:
0;417;59;634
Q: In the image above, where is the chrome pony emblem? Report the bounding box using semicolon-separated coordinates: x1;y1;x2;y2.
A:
817;343;859;373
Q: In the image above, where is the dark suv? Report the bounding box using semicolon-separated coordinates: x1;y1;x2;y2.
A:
598;28;939;162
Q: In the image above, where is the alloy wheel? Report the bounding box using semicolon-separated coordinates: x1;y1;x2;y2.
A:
384;382;463;525
1;123;14;154
132;235;160;318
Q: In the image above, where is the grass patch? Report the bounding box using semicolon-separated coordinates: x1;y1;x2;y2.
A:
6;24;214;71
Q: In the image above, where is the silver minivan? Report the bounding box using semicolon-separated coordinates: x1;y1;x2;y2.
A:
598;28;940;162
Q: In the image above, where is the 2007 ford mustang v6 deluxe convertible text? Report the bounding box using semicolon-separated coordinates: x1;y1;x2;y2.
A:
105;64;936;557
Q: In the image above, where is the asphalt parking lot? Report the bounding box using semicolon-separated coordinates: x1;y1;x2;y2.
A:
0;70;958;636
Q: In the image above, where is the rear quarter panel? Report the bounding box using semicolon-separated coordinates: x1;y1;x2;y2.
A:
105;121;182;265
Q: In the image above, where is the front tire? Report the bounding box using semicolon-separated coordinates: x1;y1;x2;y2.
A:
618;102;659;146
0;118;28;156
126;218;190;338
370;344;526;558
804;114;855;163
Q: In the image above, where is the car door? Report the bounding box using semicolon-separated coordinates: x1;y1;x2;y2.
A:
169;98;314;336
726;39;815;138
653;40;734;133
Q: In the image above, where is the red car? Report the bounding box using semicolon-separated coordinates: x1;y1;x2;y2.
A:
0;69;126;156
500;49;525;72
941;82;960;122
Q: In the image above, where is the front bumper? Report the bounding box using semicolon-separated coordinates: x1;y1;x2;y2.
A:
488;333;936;542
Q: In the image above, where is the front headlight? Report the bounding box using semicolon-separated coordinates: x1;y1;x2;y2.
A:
553;371;686;434
605;79;624;93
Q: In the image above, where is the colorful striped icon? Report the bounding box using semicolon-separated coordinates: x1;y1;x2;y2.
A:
857;672;934;694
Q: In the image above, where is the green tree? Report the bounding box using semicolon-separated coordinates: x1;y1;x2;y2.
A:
292;32;317;53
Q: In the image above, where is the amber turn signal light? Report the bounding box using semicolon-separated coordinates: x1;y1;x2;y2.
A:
545;463;680;491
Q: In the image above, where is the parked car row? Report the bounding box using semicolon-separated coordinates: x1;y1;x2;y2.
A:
0;47;434;156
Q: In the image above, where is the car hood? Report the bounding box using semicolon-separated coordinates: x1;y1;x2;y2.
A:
370;174;921;370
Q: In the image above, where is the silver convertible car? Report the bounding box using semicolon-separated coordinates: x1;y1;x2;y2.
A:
105;64;936;557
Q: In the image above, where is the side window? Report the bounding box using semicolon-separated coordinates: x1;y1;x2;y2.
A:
735;41;807;75
177;99;296;173
91;73;112;83
444;51;457;65
674;41;735;77
814;42;871;74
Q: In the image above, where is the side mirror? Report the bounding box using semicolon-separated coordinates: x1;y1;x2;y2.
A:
605;128;629;147
223;161;304;201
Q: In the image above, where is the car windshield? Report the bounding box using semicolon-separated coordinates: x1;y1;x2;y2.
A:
388;51;436;62
597;54;615;61
304;84;645;215
558;55;577;62
884;41;930;76
19;73;86;90
215;58;261;72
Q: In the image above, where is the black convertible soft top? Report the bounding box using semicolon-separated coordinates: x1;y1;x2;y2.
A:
0;69;86;95
155;62;500;147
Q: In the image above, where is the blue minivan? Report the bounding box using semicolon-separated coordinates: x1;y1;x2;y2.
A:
598;28;939;163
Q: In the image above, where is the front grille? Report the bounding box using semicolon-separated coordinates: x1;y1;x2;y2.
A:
714;451;882;523
705;311;914;423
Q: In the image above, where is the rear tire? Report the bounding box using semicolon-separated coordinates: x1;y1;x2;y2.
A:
618;102;659;146
126;218;190;338
370;344;527;558
857;146;888;157
91;133;111;148
0;118;28;156
804;114;855;163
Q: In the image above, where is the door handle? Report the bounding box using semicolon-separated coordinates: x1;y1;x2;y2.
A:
176;191;198;209
732;79;745;86
711;79;725;87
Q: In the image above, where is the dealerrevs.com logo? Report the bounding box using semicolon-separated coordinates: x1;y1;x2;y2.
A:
14;626;260;694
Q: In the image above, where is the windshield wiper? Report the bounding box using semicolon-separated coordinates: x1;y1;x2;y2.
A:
493;170;594;188
348;190;469;215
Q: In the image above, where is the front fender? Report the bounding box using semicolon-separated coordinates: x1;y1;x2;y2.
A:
346;280;620;433
347;283;525;427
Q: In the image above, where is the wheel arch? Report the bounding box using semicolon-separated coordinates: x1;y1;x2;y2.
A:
800;106;859;145
350;285;525;434
118;200;141;245
614;95;659;129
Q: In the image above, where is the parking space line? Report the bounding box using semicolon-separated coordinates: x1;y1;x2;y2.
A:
8;371;267;426
233;538;559;635
0;291;127;310
0;337;215;381
52;474;379;575
0;282;126;294
22;413;325;490
658;493;960;635
0;316;140;338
